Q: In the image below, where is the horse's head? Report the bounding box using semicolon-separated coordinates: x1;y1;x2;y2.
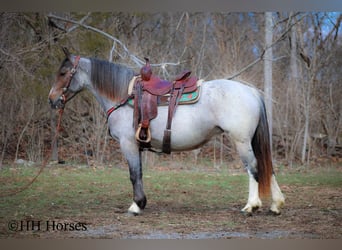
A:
48;47;81;109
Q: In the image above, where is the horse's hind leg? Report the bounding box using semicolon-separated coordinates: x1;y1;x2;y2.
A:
235;141;262;214
236;141;285;215
270;174;285;215
120;138;146;215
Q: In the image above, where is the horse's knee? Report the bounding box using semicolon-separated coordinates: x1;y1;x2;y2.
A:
239;150;258;182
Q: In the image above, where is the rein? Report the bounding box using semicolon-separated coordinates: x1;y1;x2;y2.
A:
0;57;81;197
0;109;64;197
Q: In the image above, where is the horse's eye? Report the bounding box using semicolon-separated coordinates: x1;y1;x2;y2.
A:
60;67;69;76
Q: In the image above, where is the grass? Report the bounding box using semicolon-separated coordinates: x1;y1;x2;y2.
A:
0;164;341;226
0;166;131;221
277;168;342;187
144;170;248;210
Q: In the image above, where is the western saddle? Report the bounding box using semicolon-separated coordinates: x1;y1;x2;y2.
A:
133;58;199;154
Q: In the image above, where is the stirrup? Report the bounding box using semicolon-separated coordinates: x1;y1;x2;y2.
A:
135;123;152;144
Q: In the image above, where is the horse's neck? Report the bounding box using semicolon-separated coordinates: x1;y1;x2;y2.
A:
73;59;107;113
81;57;133;115
87;83;117;115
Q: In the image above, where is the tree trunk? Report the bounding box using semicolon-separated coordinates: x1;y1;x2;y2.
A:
301;77;311;164
264;12;273;151
288;12;301;165
50;110;58;162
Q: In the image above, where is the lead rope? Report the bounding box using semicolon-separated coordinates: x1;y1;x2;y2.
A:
0;109;64;197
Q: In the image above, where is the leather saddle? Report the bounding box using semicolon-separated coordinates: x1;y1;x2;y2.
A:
142;71;197;95
133;58;199;153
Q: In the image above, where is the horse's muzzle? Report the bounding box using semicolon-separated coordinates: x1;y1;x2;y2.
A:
48;96;65;109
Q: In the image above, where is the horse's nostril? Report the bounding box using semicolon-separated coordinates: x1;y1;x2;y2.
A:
48;98;57;109
48;98;56;107
48;97;64;110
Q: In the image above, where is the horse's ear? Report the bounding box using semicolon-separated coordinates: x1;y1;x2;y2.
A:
62;47;71;60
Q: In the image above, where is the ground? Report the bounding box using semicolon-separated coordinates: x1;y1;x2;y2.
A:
57;185;342;239
0;161;341;239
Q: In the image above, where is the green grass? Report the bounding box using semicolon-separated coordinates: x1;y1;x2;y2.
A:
0;166;131;221
144;171;248;209
0;165;341;223
277;169;342;187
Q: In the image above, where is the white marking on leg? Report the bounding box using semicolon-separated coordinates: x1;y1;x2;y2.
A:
242;172;262;214
128;201;141;215
270;174;285;214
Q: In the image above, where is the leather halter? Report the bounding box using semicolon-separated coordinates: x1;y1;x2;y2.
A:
61;55;81;104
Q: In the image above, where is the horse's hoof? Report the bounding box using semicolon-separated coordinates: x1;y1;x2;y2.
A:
128;201;142;215
268;209;281;216
269;201;284;216
241;203;260;216
126;211;139;217
240;210;253;217
252;206;260;212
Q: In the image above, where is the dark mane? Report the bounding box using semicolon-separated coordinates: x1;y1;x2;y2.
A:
90;58;135;101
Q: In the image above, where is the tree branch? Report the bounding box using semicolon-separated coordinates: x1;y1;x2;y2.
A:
47;13;184;70
227;13;308;80
47;13;144;67
0;48;33;77
227;57;262;80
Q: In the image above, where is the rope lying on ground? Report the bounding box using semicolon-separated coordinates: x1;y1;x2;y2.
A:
0;109;64;198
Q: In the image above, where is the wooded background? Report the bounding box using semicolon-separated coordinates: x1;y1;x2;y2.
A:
0;12;341;168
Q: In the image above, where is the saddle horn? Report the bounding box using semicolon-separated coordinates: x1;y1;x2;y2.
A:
140;57;152;81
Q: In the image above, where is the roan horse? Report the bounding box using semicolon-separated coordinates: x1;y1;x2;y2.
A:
48;48;285;215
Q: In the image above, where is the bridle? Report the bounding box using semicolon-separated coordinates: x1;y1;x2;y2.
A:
60;55;81;105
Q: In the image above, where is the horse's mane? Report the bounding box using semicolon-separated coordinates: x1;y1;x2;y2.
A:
90;58;135;101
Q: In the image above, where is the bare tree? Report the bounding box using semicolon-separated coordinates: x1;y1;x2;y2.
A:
1;12;340;168
264;12;273;148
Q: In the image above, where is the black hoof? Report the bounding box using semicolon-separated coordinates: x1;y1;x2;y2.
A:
126;211;140;217
252;206;260;212
136;196;147;210
268;210;281;216
240;210;253;217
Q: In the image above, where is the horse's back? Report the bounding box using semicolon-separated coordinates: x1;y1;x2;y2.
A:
202;79;261;103
147;79;262;150
200;79;262;138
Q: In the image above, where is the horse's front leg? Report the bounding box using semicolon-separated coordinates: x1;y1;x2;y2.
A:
120;138;146;215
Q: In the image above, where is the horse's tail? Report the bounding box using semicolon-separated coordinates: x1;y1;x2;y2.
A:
252;96;273;197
